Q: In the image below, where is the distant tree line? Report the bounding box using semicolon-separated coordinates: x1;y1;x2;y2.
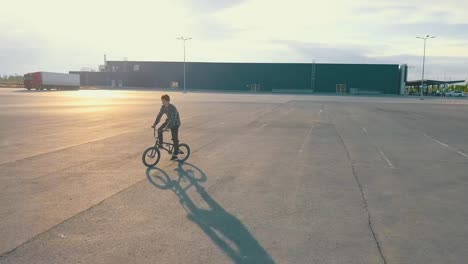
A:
449;84;468;92
0;74;23;83
408;84;468;94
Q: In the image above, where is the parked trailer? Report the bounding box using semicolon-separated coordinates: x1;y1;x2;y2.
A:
24;72;80;90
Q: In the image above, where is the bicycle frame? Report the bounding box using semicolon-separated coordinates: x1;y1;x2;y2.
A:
143;128;189;167
153;128;175;154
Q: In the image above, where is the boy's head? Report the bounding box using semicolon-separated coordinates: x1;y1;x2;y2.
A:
161;94;170;106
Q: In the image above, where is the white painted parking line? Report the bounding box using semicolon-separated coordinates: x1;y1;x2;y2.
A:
298;127;314;153
260;123;268;129
456;151;468;159
362;127;395;169
424;134;449;148
378;149;395;169
424;134;468;159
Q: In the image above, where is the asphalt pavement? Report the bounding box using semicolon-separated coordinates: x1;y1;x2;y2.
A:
1;88;467;263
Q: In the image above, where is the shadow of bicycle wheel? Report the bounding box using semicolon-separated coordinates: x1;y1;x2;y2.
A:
146;167;172;190
176;162;207;183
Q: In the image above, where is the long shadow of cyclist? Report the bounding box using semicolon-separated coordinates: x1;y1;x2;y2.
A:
146;163;275;264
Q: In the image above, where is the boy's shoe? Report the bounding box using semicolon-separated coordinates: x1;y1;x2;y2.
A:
170;155;179;161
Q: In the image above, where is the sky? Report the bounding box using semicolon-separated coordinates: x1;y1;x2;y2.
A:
1;0;467;80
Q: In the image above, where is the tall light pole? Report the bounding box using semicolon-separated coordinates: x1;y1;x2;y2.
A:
416;35;436;99
177;37;192;93
310;59;316;92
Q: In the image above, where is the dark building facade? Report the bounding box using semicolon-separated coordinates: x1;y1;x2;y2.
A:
72;61;407;94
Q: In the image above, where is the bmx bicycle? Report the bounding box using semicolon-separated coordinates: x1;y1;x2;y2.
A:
142;127;190;167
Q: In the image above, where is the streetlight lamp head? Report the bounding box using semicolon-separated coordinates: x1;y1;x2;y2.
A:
177;37;193;41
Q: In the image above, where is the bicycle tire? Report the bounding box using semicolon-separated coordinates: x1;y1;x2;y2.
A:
178;143;190;162
142;147;161;167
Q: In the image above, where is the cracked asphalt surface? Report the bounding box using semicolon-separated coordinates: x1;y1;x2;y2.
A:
1;88;468;263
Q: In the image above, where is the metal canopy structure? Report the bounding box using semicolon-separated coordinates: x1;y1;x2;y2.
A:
406;79;465;87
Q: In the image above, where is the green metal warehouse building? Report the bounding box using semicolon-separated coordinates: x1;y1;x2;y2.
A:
73;61;408;95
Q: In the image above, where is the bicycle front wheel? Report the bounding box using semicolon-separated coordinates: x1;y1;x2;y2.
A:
142;147;161;167
178;143;190;162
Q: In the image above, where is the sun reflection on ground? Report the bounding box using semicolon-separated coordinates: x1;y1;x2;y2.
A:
69;89;130;99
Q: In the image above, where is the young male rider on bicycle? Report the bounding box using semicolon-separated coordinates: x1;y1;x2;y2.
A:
151;94;181;161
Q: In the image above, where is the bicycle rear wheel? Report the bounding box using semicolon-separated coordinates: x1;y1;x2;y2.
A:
177;143;190;162
142;147;161;167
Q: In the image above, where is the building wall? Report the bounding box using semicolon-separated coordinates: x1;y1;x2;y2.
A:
187;63;311;91
73;61;401;94
316;64;400;94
